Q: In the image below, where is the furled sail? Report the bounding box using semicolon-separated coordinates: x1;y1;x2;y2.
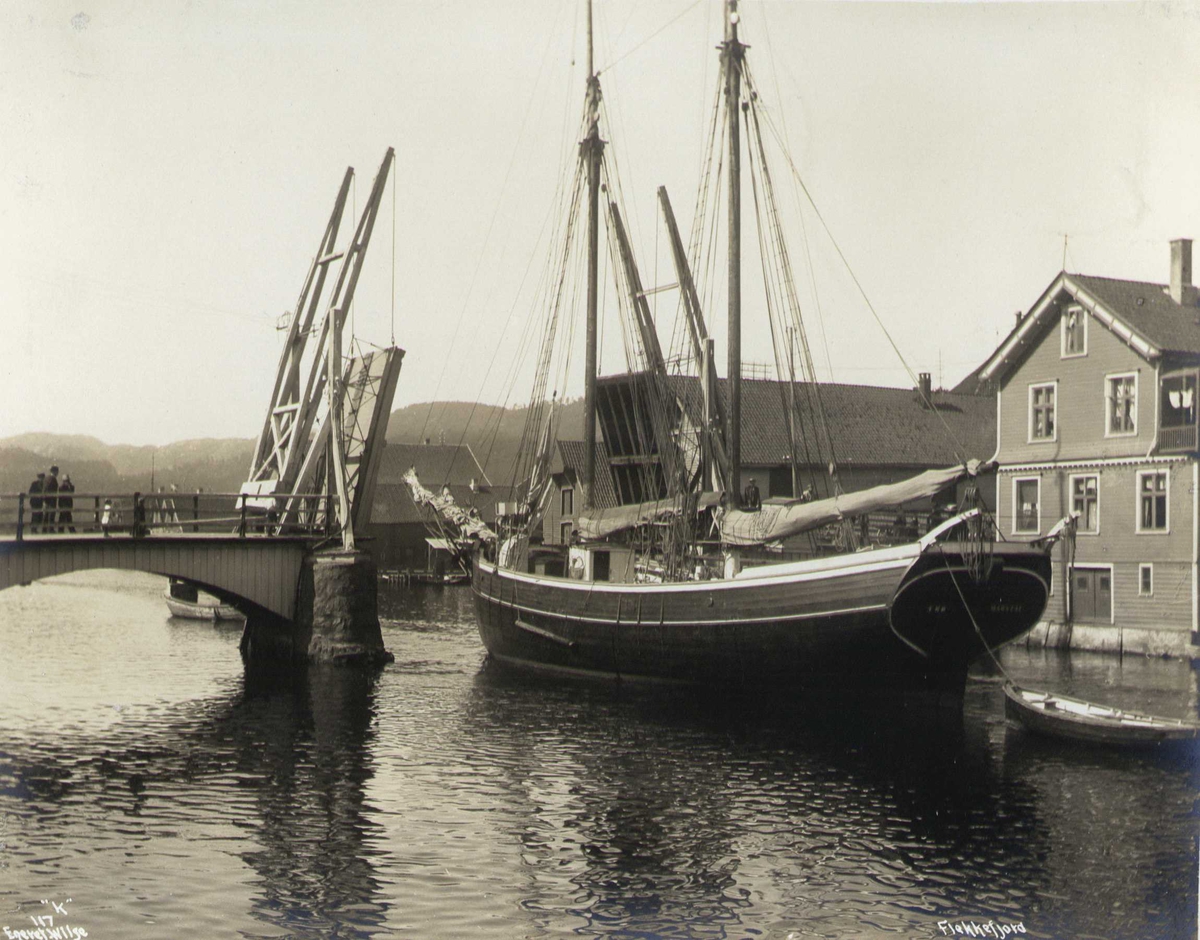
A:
718;461;988;547
402;468;497;544
577;491;723;541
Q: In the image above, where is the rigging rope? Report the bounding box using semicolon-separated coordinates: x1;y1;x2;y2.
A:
742;65;842;491
416;5;569;461
598;0;705;76
391;154;396;346
350;173;356;344
753;99;971;465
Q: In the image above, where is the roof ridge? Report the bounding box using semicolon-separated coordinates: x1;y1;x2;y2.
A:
1071;272;1167;290
670;373;976;396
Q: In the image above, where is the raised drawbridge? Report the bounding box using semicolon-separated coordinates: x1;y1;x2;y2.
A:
243;149;403;550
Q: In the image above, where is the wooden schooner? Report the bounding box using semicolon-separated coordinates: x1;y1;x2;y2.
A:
421;1;1059;701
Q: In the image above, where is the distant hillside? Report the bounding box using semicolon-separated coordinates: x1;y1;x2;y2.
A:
0;397;580;495
386;399;584;485
0;434;254;495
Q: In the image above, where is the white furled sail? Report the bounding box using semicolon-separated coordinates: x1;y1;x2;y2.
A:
718;461;988;547
403;468;497;544
577;492;723;541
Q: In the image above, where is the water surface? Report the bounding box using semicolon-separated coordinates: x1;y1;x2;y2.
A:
0;571;1196;938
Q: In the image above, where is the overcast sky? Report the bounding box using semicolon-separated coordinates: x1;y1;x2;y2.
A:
3;1;1199;447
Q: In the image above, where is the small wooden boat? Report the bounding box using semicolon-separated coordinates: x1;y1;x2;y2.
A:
1004;682;1200;747
165;579;244;621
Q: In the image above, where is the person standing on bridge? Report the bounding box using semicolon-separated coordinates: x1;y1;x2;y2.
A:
29;472;44;532
58;474;75;533
44;465;59;532
132;492;147;538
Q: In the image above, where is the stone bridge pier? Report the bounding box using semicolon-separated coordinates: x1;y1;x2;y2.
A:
0;534;392;673
241;549;394;670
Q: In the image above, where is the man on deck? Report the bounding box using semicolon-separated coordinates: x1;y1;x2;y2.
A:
743;477;761;511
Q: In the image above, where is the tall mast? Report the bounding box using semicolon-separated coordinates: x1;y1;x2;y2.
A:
724;0;745;506
582;0;604;510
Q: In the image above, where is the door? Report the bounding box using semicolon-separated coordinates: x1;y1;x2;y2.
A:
1072;567;1112;622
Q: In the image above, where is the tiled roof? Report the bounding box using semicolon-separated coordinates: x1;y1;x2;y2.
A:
981;271;1200;383
1071;274;1200;355
552;440;619;508
656;374;993;467
374;442;489;487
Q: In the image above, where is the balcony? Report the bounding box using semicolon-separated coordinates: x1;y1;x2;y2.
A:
1159;371;1199;454
1158;424;1198;453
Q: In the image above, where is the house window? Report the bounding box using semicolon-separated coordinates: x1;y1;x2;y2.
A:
1070;474;1099;534
1161;373;1197;427
560;521;573;544
1029;383;1056;441
1160;372;1198;452
1062;305;1087;357
1013;477;1040;534
1106;373;1137;435
561;487;574;517
1139;563;1153;596
1137;470;1169;532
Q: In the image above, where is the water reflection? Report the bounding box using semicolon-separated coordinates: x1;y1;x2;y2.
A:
2;576;1197;939
456;664;1056;937
3;660;390;938
378;579;476;628
234;666;390;938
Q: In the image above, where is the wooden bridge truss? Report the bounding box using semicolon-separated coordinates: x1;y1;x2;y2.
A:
245;149;403;550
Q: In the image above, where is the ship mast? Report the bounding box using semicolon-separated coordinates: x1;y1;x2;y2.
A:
724;0;745;506
582;0;604;510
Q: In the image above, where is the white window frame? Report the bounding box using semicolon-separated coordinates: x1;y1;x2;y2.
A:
1028;381;1058;443
1104;371;1138;438
1061;304;1088;358
1139;563;1154;597
561;486;574;518
1012;475;1041;535
1135;468;1170;534
1068;472;1100;535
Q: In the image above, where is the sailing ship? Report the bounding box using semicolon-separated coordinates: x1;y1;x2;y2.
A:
418;1;1061;699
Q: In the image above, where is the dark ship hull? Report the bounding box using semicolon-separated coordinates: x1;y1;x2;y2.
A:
472;541;1051;700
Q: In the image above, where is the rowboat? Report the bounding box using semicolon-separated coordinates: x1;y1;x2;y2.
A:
1004;681;1200;747
165;579;244;621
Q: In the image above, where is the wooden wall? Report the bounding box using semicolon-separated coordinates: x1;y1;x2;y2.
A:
999;307;1156;463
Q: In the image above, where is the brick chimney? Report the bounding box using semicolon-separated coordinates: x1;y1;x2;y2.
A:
916;372;933;406
1170;238;1197;305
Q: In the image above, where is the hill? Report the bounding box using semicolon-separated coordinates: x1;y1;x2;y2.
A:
0;398;582;495
0;435;254;495
385;399;584;484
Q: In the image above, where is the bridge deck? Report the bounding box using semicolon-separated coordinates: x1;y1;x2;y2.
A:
0;533;315;620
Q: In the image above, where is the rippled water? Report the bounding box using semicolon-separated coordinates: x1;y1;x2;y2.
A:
1;570;1197;939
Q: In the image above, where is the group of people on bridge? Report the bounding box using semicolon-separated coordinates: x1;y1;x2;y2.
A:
28;465;75;533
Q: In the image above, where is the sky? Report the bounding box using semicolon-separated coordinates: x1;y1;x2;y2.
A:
2;0;1200;447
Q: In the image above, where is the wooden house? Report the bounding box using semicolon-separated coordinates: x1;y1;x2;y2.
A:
361;442;506;573
541;440;619;546
978;239;1200;656
592;371;996;506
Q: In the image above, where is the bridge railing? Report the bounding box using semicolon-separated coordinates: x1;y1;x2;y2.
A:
0;491;334;541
